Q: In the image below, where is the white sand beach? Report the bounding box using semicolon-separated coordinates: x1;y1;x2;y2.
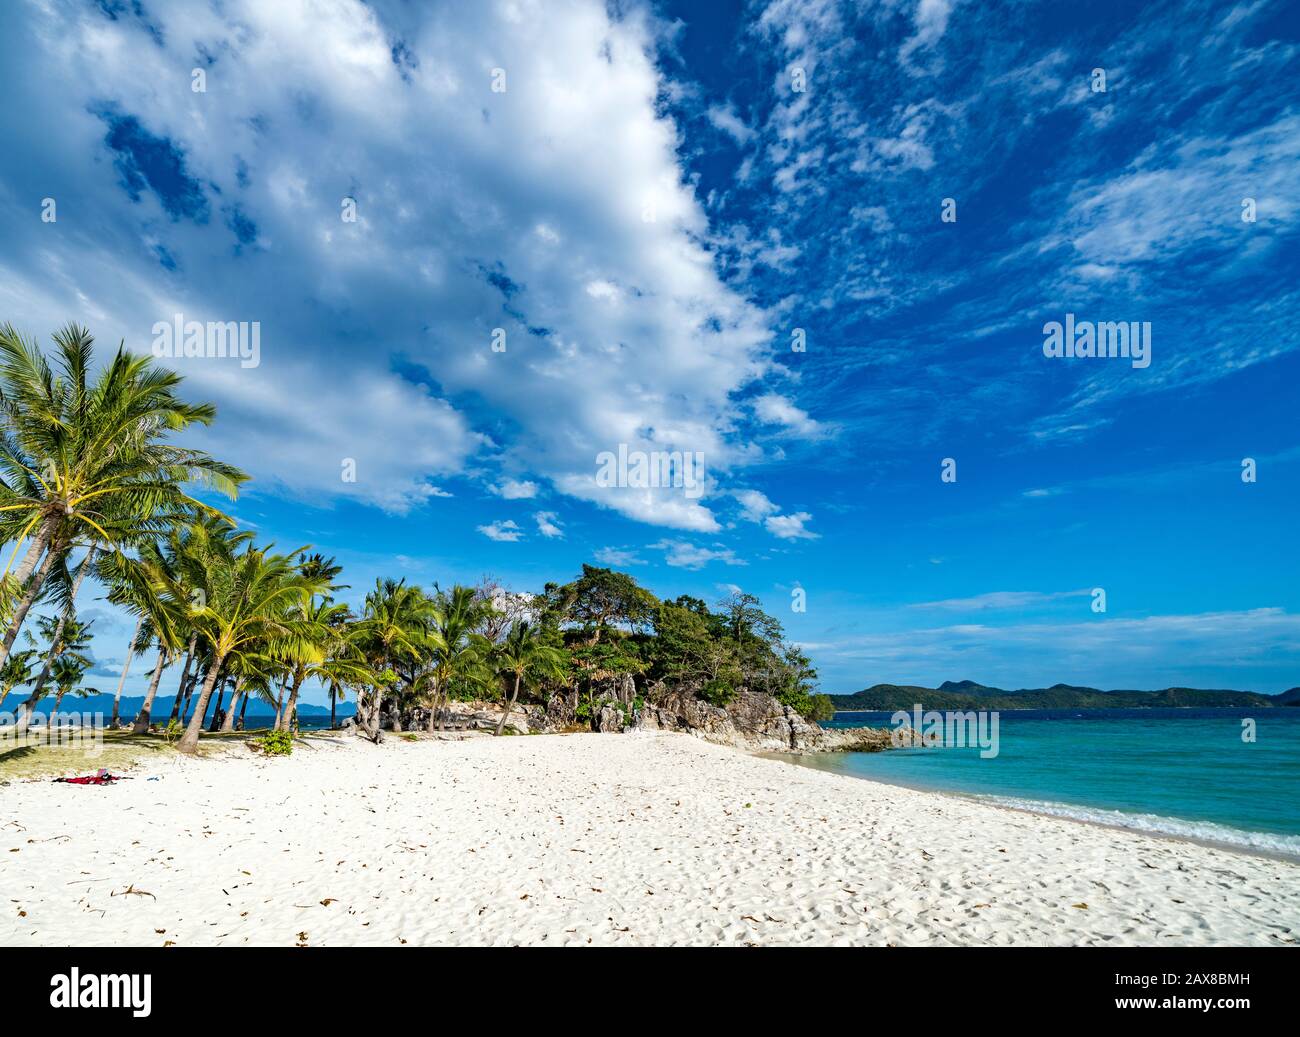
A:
2;731;1297;947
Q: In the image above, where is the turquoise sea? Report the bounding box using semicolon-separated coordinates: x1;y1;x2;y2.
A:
803;709;1300;858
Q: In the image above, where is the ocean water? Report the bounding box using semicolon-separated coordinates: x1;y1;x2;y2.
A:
803;709;1300;858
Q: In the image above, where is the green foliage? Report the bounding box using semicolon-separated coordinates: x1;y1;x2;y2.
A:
540;565;657;642
700;677;736;707
258;728;294;756
162;718;183;744
806;693;836;722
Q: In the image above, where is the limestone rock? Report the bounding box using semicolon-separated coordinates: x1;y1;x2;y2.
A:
595;703;625;733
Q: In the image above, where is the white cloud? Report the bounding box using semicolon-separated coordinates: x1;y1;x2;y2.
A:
533;511;563;538
650;539;747;570
900;0;956;69
908;589;1091;611
735;488;779;522
764;511;818;540
734;487;817;541
477;520;524;543
593;546;646;566
706;103;755;145
2;0;776;526
752;393;827;438
494;479;539;500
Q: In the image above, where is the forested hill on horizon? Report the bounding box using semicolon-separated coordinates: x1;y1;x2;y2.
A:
831;681;1300;711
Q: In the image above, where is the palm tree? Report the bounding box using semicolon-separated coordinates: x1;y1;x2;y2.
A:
49;654;97;718
6;541;99;736
269;554;347;731
0;323;246;668
148;516;253;728
275;598;373;731
157;544;312;754
422;585;489;732
12;613;93;729
354;578;430;741
0;647;36;705
109;616;144;729
491;620;567;736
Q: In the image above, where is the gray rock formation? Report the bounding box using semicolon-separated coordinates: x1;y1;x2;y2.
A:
629;687;898;754
594;703;625;733
365;681;900;754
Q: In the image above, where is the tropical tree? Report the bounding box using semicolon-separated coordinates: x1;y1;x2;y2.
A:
49;654;97;718
11;613;93;729
0;323;246;669
490;620;567;736
153;544;312;754
109;616;144;729
0;647;36;704
420;584;490;732
275;598;373;732
353;578;431;741
6;541;99;735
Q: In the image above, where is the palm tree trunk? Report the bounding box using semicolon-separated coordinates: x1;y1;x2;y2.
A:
52;687;66;718
0;542;60;675
111;614;142;729
220;678;245;732
180;666;199;723
430;676;445;732
132;647;168;734
6;514;55;586
278;673;305;732
168;637;196;722
272;677;289;729
330;686;336;729
237;687;251;730
366;687;383;742
8;544;97;737
495;673;522;736
207;678;228;732
178;653;225;754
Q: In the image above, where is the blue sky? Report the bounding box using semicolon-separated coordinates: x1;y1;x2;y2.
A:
0;0;1297;702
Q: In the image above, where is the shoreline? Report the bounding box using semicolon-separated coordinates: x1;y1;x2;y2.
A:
3;730;1297;946
768;750;1300;865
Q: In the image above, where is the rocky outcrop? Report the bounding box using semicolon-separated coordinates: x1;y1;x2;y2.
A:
363;682;901;754
594;703;625;733
629;687;898;755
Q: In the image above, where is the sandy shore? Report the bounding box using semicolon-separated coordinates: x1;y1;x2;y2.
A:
2;731;1297;946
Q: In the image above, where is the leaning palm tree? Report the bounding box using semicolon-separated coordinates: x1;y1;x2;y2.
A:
6;538;101;736
275;599;374;731
162;544;311;754
219;645;281;732
0;323;247;669
491;620;567;736
11;613;94;730
155;516;254;727
97;539;193;733
422;585;489;732
0;647;37;706
49;653;97;718
353;578;431;741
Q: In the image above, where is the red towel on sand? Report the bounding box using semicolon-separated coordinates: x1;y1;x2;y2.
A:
54;769;123;785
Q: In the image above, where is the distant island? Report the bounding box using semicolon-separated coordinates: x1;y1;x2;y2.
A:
830;680;1300;711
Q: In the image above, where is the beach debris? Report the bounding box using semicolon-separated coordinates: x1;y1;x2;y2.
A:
320;898;335;907
111;885;157;901
1072;902;1089;910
